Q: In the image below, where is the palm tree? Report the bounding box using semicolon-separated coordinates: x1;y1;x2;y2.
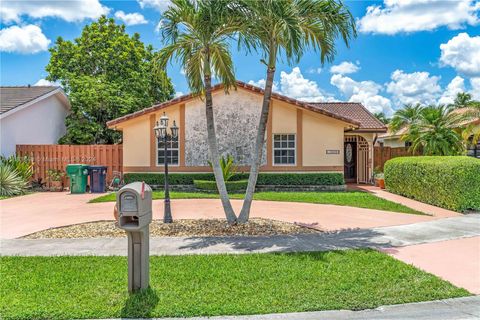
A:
156;0;241;223
373;112;390;125
404;105;467;156
237;0;356;223
452;92;473;109
389;103;424;133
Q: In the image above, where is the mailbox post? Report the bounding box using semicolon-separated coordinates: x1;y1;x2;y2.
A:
116;182;152;292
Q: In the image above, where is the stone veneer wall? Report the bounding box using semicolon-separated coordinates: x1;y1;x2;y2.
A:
184;89;267;166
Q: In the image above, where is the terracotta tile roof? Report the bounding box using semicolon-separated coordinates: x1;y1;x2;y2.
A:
0;86;60;115
107;80;363;128
309;102;387;132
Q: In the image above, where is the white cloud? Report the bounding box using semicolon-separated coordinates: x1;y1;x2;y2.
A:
386;70;441;106
307;67;322;74
279;67;334;102
174;91;184;98
0;25;50;54
358;0;480;35
138;0;172;12
248;67;334;102
34;78;58;86
114;11;148;26
438;76;466;105
330;74;393;114
247;79;279;92
330;61;360;75
0;0;109;23
440;33;480;77
471;78;480;100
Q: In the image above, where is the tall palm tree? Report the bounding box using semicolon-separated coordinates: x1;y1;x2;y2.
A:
156;0;241;223
237;0;356;223
389;103;424;133
404;105;467;156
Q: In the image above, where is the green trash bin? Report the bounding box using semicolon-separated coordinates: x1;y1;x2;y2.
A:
66;164;89;194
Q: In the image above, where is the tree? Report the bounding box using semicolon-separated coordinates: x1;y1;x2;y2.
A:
237;0;356;223
389;103;423;133
46;16;174;144
156;0;241;223
373;112;390;124
451;92;474;109
403;105;467;156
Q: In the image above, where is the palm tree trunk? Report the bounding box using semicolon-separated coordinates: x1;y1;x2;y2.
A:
204;55;237;223
238;65;276;223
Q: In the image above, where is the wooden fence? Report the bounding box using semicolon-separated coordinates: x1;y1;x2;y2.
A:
16;144;122;186
374;146;414;171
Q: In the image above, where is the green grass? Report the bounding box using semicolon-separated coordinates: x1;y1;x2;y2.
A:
90;190;422;215
0;250;468;319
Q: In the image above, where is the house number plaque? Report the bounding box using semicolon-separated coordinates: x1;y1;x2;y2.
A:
326;150;340;155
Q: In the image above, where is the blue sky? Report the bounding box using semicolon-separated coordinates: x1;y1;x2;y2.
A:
1;0;479;115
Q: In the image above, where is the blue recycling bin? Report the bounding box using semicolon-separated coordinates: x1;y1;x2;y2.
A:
88;165;108;193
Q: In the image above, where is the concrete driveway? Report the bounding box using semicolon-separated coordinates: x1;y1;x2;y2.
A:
0;191;444;239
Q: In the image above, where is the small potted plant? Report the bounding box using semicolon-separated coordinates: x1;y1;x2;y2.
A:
374;172;385;189
47;169;65;192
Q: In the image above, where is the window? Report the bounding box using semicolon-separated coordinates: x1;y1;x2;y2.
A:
157;136;179;165
273;134;295;165
405;141;412;148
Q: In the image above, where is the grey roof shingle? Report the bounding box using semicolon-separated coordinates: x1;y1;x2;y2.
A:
309;102;387;131
0;86;59;115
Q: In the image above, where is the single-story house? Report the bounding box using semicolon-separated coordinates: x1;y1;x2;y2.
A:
0;86;70;157
107;81;387;184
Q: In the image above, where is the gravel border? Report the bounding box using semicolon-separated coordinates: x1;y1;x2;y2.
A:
22;218;320;239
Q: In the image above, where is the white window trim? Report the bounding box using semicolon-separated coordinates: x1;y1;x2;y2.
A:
156;136;180;167
272;133;296;166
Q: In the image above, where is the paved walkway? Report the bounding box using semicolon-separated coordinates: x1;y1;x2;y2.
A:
101;296;480;320
354;185;459;218
0;191;455;239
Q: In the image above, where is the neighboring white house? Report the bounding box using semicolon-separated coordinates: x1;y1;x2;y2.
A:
0;86;70;157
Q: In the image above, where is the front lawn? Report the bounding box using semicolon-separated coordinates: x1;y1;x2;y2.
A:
90;191;422;215
0;250;468;319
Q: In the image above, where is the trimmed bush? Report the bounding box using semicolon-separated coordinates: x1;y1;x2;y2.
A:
384;156;480;212
124;172;344;186
256;173;344;186
194;179;248;192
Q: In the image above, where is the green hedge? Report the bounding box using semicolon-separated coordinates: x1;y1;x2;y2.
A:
384;156;480;212
124;172;344;186
193;179;248;192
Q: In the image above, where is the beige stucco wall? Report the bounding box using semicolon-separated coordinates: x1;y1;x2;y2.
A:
303;110;345;166
272;100;297;133
121;116;151;166
382;137;407;148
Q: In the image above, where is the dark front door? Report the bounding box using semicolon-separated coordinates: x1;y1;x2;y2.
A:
344;142;356;182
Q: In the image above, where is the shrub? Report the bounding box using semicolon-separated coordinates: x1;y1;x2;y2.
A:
124;172;344;186
0;164;27;197
256;173;344;186
193;179;248;192
47;169;65;182
384;156;480;212
0;155;33;182
208;155;237;181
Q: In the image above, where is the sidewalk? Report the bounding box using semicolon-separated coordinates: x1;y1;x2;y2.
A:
100;296;480;320
3;214;478;257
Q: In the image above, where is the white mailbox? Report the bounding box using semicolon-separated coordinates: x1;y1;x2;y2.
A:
116;182;152;292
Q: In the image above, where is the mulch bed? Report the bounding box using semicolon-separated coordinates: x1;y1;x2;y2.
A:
22;218;320;239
